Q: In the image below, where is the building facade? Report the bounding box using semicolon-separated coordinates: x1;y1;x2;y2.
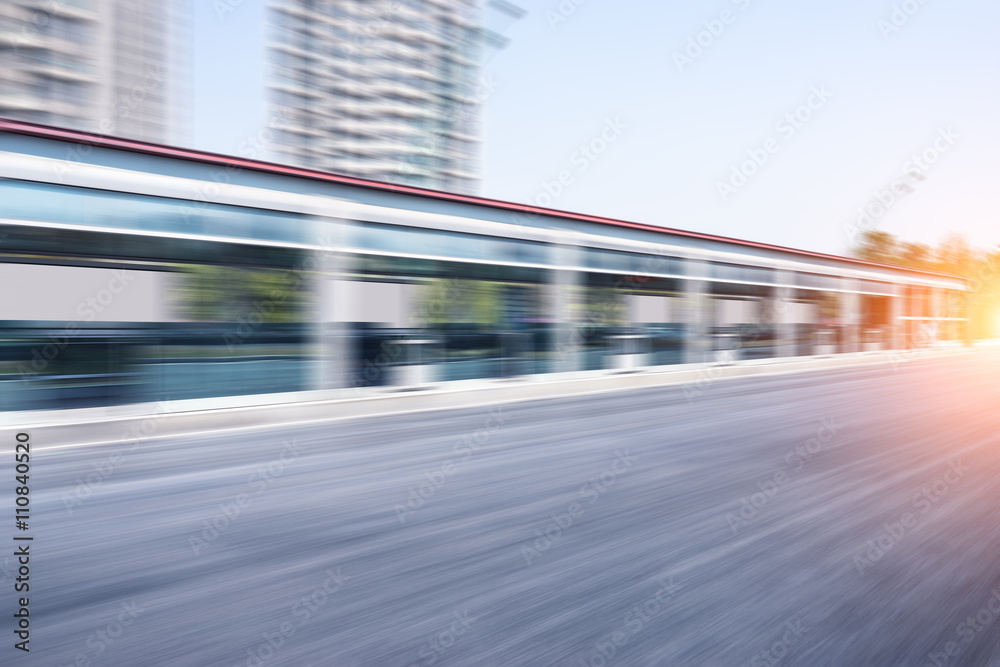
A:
0;0;186;144
266;0;520;194
0;119;970;413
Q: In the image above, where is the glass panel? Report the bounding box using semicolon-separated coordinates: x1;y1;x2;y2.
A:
352;221;548;265
711;262;773;284
796;272;840;290
0;179;311;245
344;254;554;386
582;248;684;276
0;323;311;410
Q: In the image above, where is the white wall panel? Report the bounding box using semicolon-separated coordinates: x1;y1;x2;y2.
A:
716;299;758;325
627;295;674;323
0;263;175;322
787;302;818;324
331;280;417;328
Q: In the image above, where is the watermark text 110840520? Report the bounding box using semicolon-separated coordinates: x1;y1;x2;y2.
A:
13;431;33;653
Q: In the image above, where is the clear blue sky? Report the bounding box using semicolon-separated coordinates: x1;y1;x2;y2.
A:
192;0;1000;256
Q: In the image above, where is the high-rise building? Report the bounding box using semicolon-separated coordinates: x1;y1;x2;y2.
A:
0;0;187;144
266;0;522;194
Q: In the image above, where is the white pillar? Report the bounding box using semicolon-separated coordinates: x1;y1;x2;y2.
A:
772;270;795;357
889;284;903;350
549;243;581;373
931;286;943;343
310;215;353;392
840;278;860;353
684;260;711;364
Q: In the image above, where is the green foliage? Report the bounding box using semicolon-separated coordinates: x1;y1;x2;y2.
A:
420;278;502;325
582;287;625;326
173;264;308;323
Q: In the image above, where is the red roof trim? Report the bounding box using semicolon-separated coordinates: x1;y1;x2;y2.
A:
0;118;962;280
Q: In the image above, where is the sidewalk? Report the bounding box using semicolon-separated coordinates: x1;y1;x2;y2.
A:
4;346;985;450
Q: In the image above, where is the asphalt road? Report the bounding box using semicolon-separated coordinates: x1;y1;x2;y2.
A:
5;349;1000;666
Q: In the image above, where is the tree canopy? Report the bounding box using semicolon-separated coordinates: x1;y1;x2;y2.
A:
851;230;1000;339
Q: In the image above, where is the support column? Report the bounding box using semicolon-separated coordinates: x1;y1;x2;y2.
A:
931;286;943;344
772;270;795;358
943;289;955;341
310;215;353;392
917;286;932;348
903;285;916;348
889;283;903;350
958;286;972;344
948;288;962;341
549;243;581;374
684;259;711;364
840;279;860;353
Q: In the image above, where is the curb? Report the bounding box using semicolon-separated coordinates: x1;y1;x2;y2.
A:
5;346;980;450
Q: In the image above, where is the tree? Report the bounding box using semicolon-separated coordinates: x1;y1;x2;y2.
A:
172;264;307;323
899;242;931;270
934;232;973;277
854;230;899;266
851;230;1000;340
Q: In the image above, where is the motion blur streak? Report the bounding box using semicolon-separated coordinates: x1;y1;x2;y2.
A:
9;349;1000;665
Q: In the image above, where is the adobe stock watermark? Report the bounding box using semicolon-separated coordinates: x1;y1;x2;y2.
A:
214;0;247;21
717;85;833;201
844;126;959;246
3;1;74;53
189;438;305;556
400;74;500;182
887;320;939;370
852;458;968;575
343;278;488;393
520;448;637;566
221;262;312;352
681;296;791;402
673;0;755;72
17;270;137;382
104;65;167;135
726;417;842;535
55;65;167;182
453;75;502;124
579;576;682;667
545;0;590;30
679;347;736;402
394;407;506;524
342;2;403;55
511;116;628;228
233;567;350;667
346;339;403;391
955;256;1000;346
180;111;293;221
345;278;475;392
56;600;144;667
924;587;1000;667
61;401;174;515
749;618;809;666
407;610;478;667
219;219;354;351
542;255;675;368
877;0;933;39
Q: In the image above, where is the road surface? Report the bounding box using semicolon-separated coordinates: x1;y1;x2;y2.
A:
6;349;1000;666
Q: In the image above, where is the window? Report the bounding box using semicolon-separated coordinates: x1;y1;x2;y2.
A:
584;248;685;276
0;180;311;246
711;262;773;284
